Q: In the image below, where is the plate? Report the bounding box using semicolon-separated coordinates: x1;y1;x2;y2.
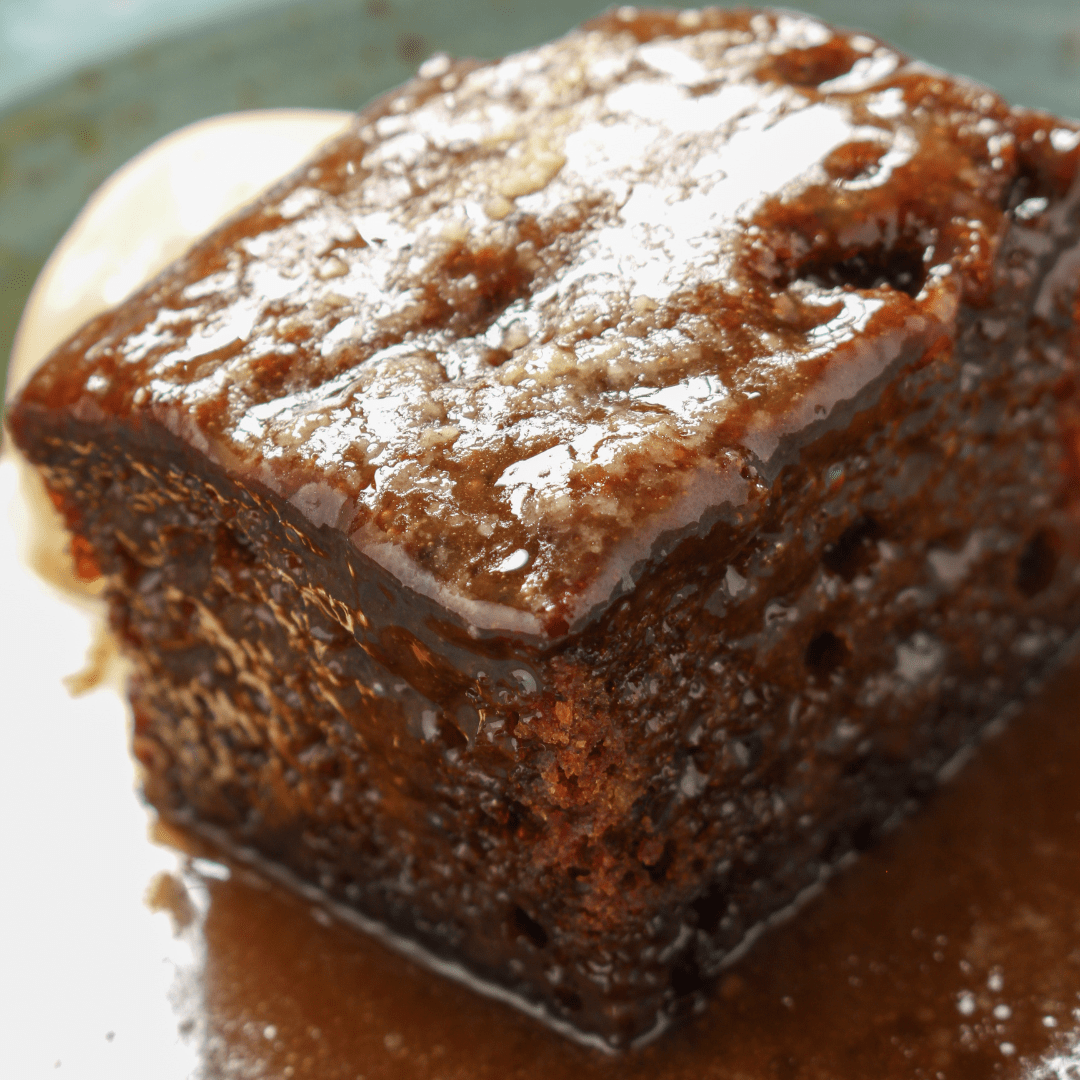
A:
3;3;1080;1078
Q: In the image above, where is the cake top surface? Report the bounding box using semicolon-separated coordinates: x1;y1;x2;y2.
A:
15;6;1076;638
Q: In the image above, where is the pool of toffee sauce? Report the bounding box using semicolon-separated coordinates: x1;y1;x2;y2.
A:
145;656;1080;1080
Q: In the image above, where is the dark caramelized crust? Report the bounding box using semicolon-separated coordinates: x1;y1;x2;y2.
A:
8;6;1080;1048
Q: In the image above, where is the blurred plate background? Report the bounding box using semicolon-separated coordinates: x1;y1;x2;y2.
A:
3;3;1080;1079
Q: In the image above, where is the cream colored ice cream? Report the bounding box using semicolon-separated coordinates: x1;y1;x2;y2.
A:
7;108;353;398
5;108;353;590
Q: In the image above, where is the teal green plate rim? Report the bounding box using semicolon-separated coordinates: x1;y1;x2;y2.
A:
2;0;1078;400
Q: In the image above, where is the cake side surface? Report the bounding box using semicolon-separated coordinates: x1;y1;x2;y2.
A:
8;6;1080;1049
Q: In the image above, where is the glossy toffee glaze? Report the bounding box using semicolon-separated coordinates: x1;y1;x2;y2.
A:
10;2;1080;1053
18;6;1076;638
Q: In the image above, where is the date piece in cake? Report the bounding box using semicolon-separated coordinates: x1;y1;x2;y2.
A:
8;6;1080;1049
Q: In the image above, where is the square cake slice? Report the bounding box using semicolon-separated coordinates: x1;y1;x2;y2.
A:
8;6;1080;1049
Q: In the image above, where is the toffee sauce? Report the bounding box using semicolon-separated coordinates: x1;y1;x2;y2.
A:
152;655;1080;1079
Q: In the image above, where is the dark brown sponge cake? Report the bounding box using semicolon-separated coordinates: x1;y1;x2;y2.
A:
8;6;1080;1049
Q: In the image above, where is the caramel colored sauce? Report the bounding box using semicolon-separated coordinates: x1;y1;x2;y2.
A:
154;654;1080;1079
23;8;1076;636
5;13;1080;1070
